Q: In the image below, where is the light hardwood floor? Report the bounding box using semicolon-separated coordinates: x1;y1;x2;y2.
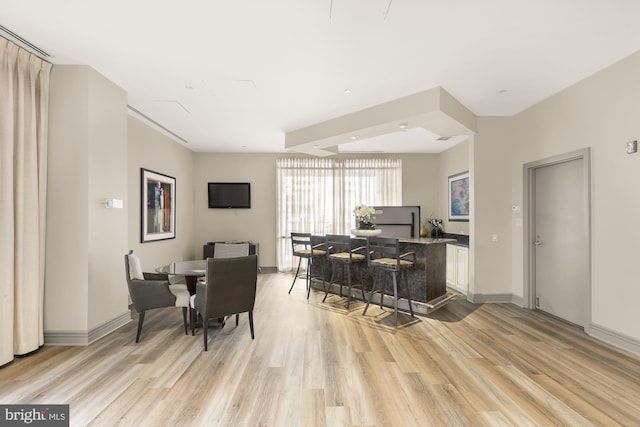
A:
2;273;640;426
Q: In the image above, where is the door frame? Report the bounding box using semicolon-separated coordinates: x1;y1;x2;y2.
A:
523;148;592;330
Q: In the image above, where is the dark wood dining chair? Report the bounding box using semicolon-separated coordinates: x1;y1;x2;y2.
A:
124;250;190;342
190;255;258;351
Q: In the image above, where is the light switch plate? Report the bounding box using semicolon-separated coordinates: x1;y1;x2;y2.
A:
627;140;637;154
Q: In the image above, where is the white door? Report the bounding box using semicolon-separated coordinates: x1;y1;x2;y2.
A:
533;157;588;327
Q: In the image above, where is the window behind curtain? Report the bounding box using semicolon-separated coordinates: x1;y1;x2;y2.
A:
276;158;402;271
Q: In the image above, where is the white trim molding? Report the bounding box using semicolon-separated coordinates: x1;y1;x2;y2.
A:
467;292;523;305
589;323;640;357
44;312;131;346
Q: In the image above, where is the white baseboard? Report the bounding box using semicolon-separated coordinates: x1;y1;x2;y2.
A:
468;293;639;357
467;292;523;305
44;311;131;346
589;323;640;357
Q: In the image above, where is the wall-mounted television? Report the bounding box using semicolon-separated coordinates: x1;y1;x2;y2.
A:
208;182;251;209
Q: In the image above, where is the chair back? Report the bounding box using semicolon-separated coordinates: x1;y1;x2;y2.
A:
125;250;143;281
124;252;133;282
366;236;403;271
124;250;144;307
213;243;249;258
200;255;258;319
325;234;351;255
291;232;315;257
325;234;366;264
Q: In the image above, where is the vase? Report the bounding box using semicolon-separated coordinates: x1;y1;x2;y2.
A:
430;228;443;238
351;228;382;237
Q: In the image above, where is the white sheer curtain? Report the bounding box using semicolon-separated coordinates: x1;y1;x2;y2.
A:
0;38;51;366
276;158;402;271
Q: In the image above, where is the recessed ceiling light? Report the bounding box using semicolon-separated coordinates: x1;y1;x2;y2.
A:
351;135;357;140
399;123;407;130
185;85;194;90
344;89;352;94
437;136;451;141
313;145;319;149
498;89;508;94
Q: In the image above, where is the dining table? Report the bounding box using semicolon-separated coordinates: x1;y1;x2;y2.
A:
156;259;226;327
155;260;206;295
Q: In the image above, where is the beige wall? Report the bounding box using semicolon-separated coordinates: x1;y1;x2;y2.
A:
127;118;196;269
45;49;640;353
473;118;516;298
193;153;278;267
46;65;129;336
438;139;470;235
87;69;129;330
474;51;640;346
45;66;196;342
193;153;439;268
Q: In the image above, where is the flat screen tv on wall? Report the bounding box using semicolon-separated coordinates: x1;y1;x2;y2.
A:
208;182;251;209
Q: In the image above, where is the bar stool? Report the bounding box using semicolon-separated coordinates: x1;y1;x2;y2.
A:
288;232;327;299
363;236;416;326
323;234;367;308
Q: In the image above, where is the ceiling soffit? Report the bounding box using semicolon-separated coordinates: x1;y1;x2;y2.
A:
285;86;477;156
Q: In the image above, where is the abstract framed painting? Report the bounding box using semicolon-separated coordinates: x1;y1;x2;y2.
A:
141;168;176;242
448;171;469;222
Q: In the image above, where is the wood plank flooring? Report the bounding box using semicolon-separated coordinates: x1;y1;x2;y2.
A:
1;272;640;426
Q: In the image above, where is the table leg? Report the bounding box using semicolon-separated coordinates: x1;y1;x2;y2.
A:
185;275;198;295
185;275;225;328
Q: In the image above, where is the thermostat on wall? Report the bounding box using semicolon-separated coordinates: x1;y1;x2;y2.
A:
105;198;124;209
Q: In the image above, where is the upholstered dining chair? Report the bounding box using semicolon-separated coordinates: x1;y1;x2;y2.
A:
362;237;416;326
289;232;327;299
124;250;190;342
323;234;366;308
190;255;258;351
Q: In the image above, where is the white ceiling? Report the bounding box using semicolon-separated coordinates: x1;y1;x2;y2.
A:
2;0;640;154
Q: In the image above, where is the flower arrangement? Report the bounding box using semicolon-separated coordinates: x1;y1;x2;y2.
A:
428;218;443;230
354;205;376;230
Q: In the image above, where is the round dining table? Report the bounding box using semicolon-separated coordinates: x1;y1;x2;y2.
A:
155;260;206;295
156;260;226;327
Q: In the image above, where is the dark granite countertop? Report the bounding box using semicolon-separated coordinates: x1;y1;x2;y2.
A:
441;232;469;247
398;237;457;245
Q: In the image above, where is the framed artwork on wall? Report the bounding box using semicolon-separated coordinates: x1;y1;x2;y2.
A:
141;168;176;242
448;171;469;222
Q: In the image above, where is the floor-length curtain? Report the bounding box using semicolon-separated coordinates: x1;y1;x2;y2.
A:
0;38;51;366
276;158;335;271
276;158;401;271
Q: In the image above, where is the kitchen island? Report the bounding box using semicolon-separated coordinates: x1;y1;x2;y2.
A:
309;235;456;314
